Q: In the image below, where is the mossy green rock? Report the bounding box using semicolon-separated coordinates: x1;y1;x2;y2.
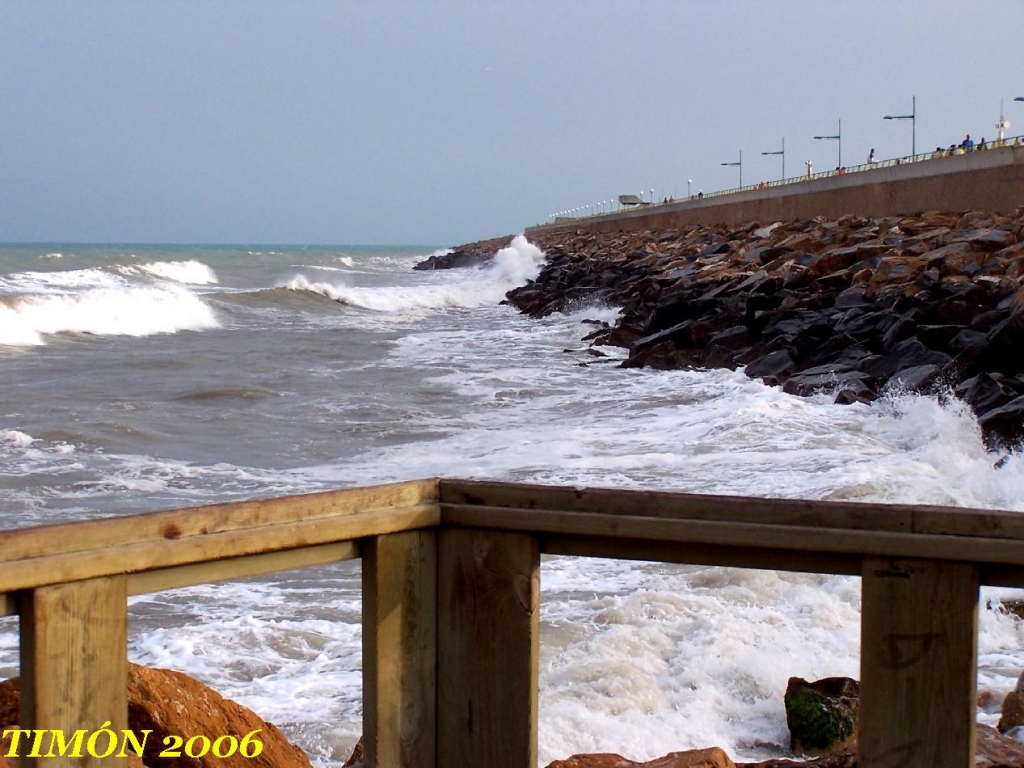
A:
784;676;860;757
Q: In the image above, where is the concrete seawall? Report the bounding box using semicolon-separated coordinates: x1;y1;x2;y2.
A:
526;144;1024;236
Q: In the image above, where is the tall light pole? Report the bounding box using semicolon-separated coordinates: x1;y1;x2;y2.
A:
761;137;785;180
814;120;841;168
687;178;692;197
884;95;917;157
721;151;742;188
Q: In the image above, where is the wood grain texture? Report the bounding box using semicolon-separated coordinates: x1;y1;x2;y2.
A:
0;503;437;592
441;502;1024;573
440;478;1024;539
0;479;438;564
437;528;539;768
127;541;358;595
20;576;128;766
363;530;437;768
542;534;863;576
860;558;978;768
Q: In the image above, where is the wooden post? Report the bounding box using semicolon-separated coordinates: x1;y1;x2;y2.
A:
860;558;978;768
437;528;539;768
20;575;128;767
363;530;437;768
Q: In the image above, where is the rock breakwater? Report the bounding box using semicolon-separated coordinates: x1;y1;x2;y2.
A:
413;234;513;270
500;210;1024;448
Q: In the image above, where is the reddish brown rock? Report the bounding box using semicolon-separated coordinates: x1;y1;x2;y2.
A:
126;663;311;768
547;754;639;768
342;736;363;766
546;747;736;768
999;670;1024;733
0;664;311;768
978;723;1024;767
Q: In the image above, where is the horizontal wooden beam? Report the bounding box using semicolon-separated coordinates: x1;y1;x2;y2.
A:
0;479;438;564
440;479;1024;540
0;504;437;592
127;541;359;595
542;534;863;576
441;503;1024;581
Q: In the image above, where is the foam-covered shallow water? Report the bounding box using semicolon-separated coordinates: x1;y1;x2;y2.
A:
1;239;1023;765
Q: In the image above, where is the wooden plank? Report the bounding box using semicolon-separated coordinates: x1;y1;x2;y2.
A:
0;503;437;593
0;478;439;565
440;479;1024;540
542;534;863;576
438;528;539;768
441;479;911;531
860;558;978;768
441;503;1024;570
363;531;437;768
20;576;128;767
127;541;359;595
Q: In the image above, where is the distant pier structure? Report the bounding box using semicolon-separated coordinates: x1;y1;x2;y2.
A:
530;141;1024;235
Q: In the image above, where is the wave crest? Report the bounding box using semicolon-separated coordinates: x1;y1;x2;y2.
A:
0;285;219;347
137;260;219;285
284;235;545;313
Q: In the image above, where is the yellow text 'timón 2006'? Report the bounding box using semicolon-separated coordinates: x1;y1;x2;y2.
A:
2;723;264;759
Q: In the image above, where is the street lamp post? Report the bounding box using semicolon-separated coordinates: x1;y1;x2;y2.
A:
884;95;917;157
687;179;692;198
813;121;841;169
761;137;785;180
721;151;742;188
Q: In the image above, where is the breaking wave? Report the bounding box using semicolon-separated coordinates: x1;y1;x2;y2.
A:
284;235;544;312
0;285;219;346
136;260;219;285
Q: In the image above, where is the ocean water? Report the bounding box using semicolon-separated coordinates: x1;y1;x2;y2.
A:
1;239;1023;765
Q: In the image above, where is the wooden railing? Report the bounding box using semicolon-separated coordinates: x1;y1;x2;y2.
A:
3;478;1024;766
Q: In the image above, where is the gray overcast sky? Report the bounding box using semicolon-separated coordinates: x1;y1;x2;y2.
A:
1;1;1022;246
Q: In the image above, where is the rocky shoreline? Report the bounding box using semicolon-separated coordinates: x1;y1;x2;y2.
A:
412;234;514;270
431;210;1024;449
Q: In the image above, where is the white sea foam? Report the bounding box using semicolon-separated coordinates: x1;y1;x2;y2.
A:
137;260;219;285
284;235;544;313
0;267;125;295
0;430;34;448
0;285;218;346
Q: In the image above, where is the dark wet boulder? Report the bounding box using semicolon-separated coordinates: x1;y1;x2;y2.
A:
784;677;859;758
886;363;942;393
979;395;1024;449
782;364;870;397
868;338;952;381
746;349;797;384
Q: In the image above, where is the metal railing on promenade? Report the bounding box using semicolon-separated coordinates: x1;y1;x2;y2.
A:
545;134;1024;226
2;478;1022;767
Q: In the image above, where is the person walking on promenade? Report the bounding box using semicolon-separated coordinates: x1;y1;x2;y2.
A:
867;148;876;164
963;134;975;152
